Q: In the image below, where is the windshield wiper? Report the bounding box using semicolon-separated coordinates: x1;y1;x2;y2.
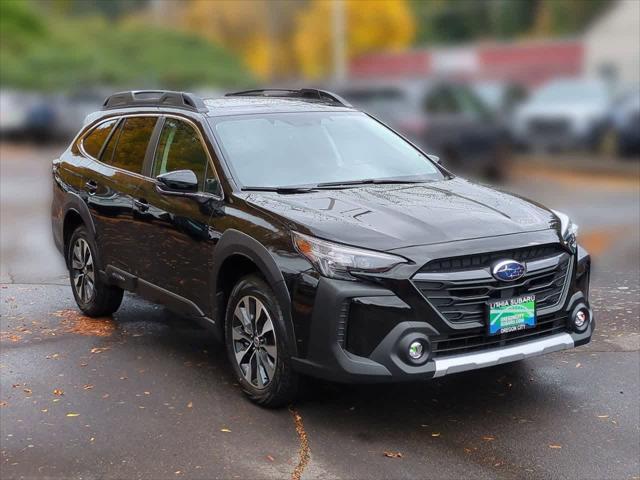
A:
316;178;429;188
241;186;317;194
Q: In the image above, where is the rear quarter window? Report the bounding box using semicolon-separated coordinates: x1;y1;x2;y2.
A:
107;117;157;174
82;119;117;158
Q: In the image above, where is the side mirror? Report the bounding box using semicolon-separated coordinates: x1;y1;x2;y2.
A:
427;154;441;164
156;170;198;193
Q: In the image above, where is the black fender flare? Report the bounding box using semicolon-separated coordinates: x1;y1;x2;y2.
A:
62;192;97;239
60;192;106;270
211;229;297;355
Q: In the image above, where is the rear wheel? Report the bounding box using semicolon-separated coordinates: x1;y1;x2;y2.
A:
225;275;298;408
67;226;123;317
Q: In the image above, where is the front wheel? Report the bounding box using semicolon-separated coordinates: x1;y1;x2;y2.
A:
225;275;299;408
67;226;123;317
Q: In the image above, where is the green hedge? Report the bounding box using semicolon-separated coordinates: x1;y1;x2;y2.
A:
0;2;253;91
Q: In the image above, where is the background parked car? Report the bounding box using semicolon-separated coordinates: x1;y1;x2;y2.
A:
510;78;613;152
24;89;108;142
471;80;528;117
0;89;38;139
334;80;510;179
603;86;640;157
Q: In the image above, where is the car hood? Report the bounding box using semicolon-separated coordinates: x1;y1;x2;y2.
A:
239;178;557;252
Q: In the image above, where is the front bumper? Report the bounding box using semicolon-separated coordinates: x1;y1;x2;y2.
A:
290;239;593;383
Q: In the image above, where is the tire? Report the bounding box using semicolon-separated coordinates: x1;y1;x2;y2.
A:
67;226;123;317
225;274;299;408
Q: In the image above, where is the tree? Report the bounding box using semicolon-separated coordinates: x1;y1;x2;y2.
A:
0;2;253;91
294;0;415;79
182;0;307;80
410;0;612;45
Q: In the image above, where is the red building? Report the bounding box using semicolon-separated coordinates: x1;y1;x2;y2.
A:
349;40;584;88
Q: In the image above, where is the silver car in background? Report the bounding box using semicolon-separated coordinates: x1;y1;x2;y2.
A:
511;78;612;152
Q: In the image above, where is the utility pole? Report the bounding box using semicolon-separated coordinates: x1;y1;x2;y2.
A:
332;0;347;83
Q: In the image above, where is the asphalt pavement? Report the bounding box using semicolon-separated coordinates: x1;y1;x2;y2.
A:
1;143;639;480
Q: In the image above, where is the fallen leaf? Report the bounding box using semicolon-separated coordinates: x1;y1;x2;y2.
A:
66;413;80;417
266;455;275;462
383;451;403;458
53;389;64;396
549;444;562;449
220;428;231;433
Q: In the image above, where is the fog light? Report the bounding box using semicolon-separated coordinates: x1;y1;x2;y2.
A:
408;341;424;360
571;307;590;332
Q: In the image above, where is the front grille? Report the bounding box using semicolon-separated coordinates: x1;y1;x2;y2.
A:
419;244;564;273
432;313;568;358
413;245;571;324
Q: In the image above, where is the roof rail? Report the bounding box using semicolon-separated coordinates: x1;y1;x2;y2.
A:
102;90;208;113
225;88;352;107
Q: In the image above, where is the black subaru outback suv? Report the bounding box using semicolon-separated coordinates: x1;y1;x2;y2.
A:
52;89;593;407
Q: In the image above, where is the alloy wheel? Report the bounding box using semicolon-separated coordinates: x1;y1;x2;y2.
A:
70;238;95;304
231;295;278;389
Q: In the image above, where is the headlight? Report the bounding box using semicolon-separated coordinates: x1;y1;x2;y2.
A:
552;210;579;250
292;232;408;281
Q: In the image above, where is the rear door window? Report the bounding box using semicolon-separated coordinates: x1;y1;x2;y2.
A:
82;119;117;158
107;117;157;174
152;118;209;189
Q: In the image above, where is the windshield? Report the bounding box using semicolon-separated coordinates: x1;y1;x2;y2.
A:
531;80;608;105
210;112;445;188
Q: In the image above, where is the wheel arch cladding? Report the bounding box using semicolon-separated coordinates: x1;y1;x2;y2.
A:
62;192;97;239
212;229;298;356
63;209;85;257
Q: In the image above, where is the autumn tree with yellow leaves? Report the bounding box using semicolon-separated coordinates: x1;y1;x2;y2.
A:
180;0;415;81
294;0;415;79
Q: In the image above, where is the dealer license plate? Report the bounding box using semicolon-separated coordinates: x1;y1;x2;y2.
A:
487;295;536;336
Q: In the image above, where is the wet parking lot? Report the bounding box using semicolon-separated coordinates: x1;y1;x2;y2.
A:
1;144;639;479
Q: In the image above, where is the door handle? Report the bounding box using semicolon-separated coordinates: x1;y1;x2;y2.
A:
134;198;149;212
85;180;98;194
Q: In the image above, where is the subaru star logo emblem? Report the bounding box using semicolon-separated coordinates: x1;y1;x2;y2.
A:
492;260;526;282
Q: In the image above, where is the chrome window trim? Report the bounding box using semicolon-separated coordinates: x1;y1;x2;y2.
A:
78;117;119;161
77;113;224;200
